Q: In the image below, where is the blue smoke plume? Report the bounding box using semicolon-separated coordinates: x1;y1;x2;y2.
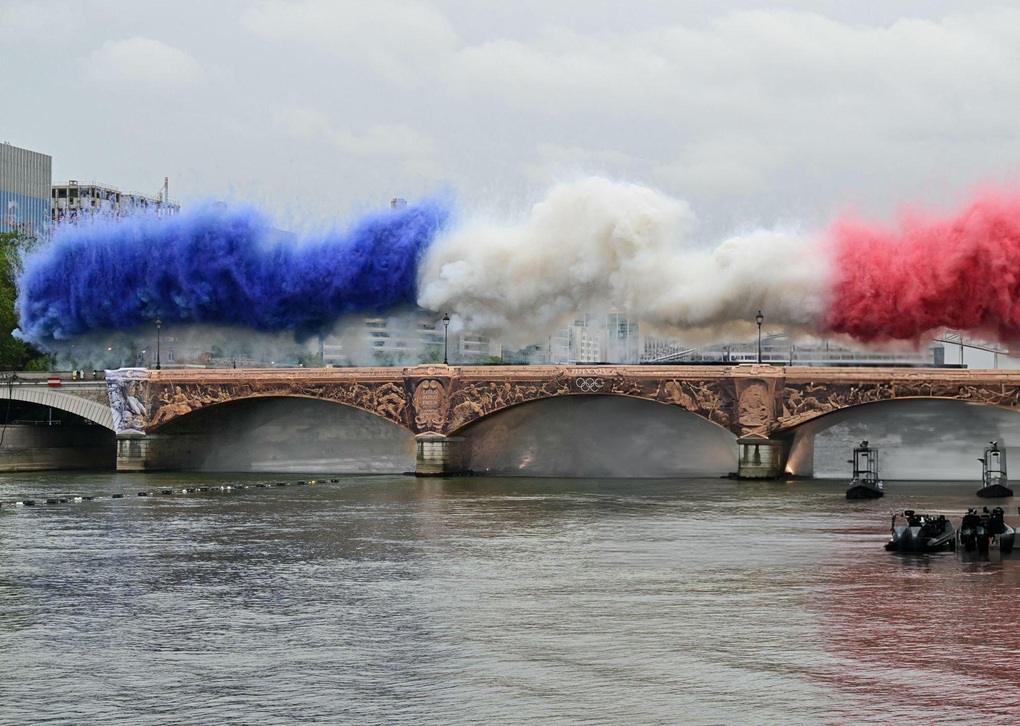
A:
15;197;452;347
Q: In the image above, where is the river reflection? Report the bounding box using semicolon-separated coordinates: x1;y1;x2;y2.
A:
1;473;1018;725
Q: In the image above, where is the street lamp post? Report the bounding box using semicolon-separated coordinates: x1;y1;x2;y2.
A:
155;319;162;370
755;310;764;364
442;313;450;365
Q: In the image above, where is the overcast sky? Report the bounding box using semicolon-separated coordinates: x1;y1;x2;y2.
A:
4;0;1020;241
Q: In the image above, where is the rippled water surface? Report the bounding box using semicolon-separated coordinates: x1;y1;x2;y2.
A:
1;473;1018;725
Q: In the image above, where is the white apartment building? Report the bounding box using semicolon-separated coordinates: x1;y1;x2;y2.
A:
51;178;179;224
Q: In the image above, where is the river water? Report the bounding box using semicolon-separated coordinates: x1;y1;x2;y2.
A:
1;472;1018;725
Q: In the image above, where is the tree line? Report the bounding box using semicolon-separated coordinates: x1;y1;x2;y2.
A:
0;230;51;371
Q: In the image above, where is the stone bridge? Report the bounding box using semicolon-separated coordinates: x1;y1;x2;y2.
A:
0;372;113;427
101;364;1020;477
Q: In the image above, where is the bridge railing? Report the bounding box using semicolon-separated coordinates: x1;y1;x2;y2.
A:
0;371;107;384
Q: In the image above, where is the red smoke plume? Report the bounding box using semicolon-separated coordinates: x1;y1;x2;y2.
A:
824;188;1020;344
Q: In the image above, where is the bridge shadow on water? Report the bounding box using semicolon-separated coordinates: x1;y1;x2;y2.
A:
160;397;417;473
461;396;737;478
147;395;1020;481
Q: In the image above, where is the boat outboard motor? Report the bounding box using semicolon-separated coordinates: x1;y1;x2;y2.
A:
989;506;1007;535
960;509;983;552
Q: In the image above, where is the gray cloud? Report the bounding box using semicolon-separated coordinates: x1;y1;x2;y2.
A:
80;37;205;90
4;1;1020;243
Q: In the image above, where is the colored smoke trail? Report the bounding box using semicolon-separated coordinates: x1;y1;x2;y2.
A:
823;188;1020;343
15;197;451;346
17;176;1020;358
418;177;830;346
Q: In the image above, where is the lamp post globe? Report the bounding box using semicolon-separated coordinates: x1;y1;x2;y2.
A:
442;313;450;365
755;310;764;364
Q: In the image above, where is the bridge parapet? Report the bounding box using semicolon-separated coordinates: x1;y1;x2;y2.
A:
106;364;756;437
105;364;1020;439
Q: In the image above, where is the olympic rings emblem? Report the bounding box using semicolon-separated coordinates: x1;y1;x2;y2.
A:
575;377;604;392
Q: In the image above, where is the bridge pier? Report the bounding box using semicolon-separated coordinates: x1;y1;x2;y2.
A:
116;433;208;471
736;438;787;479
117;434;162;471
415;434;468;476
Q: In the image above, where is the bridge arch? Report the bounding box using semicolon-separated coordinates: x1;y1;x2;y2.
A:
146;390;407;434
0;385;114;430
451;393;737;477
781;397;1020;478
443;376;736;437
140;395;416;473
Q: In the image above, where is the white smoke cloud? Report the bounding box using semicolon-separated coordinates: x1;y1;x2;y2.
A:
417;176;831;346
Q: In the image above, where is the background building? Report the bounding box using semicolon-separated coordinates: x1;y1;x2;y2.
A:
518;311;643;364
0;142;52;239
51;178;179;224
323;311;499;367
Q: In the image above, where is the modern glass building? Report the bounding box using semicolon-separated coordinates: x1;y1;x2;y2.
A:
0;142;52;239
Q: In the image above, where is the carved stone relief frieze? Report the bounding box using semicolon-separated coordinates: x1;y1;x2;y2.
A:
147;377;410;431
106;368;151;434
656;379;734;431
777;379;1020;432
115;367;1020;441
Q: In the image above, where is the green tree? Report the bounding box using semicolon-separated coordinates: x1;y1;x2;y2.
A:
418;347;444;364
0;231;51;370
